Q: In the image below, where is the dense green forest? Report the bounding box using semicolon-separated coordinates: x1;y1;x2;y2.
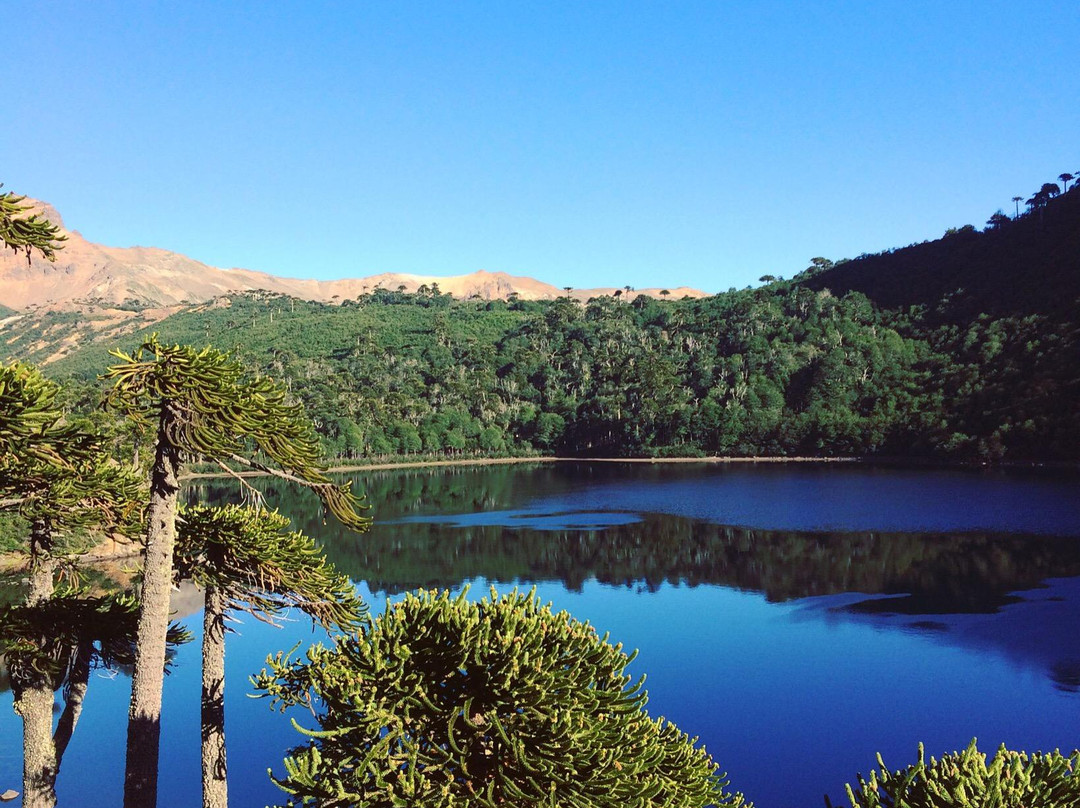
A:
6;179;1079;463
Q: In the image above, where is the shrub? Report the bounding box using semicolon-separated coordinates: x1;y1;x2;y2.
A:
255;587;747;808
829;739;1080;808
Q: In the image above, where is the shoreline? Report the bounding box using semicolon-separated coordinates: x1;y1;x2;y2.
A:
6;454;1076;570
179;454;1080;481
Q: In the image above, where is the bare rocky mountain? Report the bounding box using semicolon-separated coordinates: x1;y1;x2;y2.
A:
0;199;705;310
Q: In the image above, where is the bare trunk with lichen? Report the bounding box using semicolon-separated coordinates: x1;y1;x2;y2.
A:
201;583;228;808
124;406;180;808
26;517;57;607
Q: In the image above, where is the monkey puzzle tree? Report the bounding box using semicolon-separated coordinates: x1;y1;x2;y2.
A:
254;588;747;808
1;362;143;603
103;337;370;808
0;421;142;808
0;595;190;808
173;504;365;808
0;186;66;263
1;362;144;808
827;739;1080;808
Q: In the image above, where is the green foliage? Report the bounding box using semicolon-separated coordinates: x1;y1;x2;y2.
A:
174;504;365;630
0;361;81;470
5;281;1074;462
7;184;1079;464
254;587;746;808
0;512;28;553
798;181;1080;321
829;739;1080;808
0;360;144;550
103;335;370;531
0;186;67;263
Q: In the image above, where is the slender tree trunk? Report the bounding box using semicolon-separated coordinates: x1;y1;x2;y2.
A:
13;684;56;808
200;584;228;808
53;641;93;771
13;518;58;808
124;409;181;808
26;517;56;606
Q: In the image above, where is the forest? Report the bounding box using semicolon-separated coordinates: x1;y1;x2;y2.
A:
3;176;1070;466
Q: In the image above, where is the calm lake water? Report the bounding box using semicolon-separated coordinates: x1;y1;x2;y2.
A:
2;462;1080;807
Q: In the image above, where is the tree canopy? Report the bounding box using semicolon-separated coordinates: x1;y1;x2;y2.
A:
255;587;746;808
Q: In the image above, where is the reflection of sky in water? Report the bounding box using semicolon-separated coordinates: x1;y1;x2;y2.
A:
393;465;1080;535
389;509;642;530
4;574;1074;808
798;577;1080;695
450;579;1080;808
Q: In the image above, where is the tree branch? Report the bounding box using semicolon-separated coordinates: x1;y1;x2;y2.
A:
223;453;328;488
213;459;266;510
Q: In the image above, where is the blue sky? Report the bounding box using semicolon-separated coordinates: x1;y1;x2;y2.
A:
4;1;1078;293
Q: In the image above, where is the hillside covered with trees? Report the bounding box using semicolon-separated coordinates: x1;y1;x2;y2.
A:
4;174;1078;464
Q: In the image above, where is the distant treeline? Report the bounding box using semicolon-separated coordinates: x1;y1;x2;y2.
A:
25;179;1080;464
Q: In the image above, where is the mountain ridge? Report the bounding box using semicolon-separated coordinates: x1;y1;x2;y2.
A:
0;199;705;310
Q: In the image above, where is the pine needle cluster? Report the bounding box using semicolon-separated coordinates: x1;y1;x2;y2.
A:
103;336;370;531
0;593;190;687
0;187;66;263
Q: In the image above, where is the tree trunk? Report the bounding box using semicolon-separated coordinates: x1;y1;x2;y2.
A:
124;410;181;808
12;517;59;808
200;584;228;808
12;684;56;808
26;517;56;606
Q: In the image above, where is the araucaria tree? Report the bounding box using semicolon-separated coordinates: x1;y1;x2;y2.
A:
173;504;365;808
1;362;142;603
827;739;1080;808
104;337;371;808
0;596;189;808
1;361;143;808
0;186;66;263
255;587;748;808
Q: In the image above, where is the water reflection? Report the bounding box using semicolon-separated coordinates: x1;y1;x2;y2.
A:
793;576;1080;697
1;463;1076;807
185;464;1080;696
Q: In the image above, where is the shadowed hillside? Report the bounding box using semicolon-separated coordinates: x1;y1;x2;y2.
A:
797;183;1080;321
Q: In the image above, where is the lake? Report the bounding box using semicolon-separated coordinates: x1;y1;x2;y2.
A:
2;461;1080;807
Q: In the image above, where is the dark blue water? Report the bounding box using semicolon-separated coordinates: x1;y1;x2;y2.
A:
2;462;1079;807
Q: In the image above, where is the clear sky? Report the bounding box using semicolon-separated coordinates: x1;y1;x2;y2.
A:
4;1;1078;293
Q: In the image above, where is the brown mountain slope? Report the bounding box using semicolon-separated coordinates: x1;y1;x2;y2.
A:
0;199;705;309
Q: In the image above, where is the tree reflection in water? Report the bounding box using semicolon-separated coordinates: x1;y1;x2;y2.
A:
184;465;1080;693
